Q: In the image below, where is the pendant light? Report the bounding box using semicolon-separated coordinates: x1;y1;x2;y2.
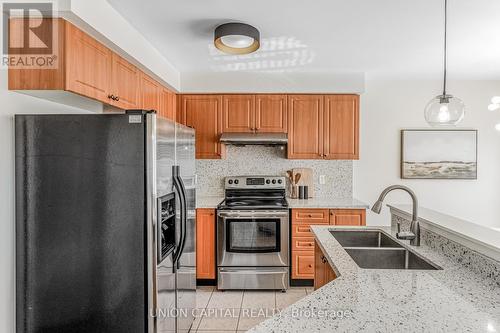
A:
214;23;260;55
424;0;465;126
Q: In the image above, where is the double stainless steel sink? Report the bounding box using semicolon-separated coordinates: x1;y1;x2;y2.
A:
330;230;441;270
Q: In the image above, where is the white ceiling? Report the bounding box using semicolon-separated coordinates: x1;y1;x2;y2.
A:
107;0;500;79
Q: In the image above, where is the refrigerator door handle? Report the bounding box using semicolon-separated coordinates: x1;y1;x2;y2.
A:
175;173;188;270
172;166;187;269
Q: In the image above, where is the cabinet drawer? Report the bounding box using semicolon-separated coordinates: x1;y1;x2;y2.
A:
292;222;328;237
292;209;329;223
292;237;315;251
291;251;315;279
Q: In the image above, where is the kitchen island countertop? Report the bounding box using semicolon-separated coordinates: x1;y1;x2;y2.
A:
249;225;500;333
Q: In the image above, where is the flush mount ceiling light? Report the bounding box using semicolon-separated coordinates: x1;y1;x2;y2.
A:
214;22;260;55
424;0;465;127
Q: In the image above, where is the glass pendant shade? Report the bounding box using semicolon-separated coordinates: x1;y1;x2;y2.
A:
424;94;465;126
424;0;465;126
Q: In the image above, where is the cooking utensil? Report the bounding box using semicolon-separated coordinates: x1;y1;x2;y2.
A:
294;173;301;185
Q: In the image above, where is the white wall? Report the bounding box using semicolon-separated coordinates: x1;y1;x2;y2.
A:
181;71;365;93
0;69;91;333
354;79;500;228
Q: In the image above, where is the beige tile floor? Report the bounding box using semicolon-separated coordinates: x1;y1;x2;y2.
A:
190;286;313;333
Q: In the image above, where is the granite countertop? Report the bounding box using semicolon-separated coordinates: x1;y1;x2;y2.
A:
196;195;224;209
287;197;369;209
249;225;500;333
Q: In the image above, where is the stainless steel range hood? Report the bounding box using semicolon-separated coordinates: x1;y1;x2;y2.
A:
219;133;288;146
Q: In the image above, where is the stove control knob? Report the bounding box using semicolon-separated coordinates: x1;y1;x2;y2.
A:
266;179;271;184
234;179;239;185
278;179;283;184
272;179;276;184
228;179;233;184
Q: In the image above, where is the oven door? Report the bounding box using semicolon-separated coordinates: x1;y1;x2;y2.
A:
217;210;289;267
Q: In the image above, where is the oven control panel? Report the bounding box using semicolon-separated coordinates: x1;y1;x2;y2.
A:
225;176;286;189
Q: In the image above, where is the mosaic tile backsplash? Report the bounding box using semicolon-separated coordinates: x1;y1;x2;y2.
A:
195;145;353;197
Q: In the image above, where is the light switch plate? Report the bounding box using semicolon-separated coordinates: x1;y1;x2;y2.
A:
319;175;326;185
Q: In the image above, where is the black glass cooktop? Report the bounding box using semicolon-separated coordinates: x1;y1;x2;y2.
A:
218;198;288;210
218;189;288;210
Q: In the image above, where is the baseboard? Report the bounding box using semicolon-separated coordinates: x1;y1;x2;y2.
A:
290;279;313;287
197;279;216;286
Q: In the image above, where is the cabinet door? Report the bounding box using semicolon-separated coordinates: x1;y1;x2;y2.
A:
314;243;336;290
140;73;160;111
65;22;112;103
287;95;324;159
181;95;224;159
159;88;176;121
110;54;140;109
330;209;366;226
222;95;255;133
196;209;216;279
255;95;287;133
292;251;315;279
324;95;359;159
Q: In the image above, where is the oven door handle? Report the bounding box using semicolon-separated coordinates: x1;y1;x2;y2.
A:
219;268;288;275
217;211;289;218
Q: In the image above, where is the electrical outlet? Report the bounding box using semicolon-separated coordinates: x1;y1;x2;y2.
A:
319;175;326;185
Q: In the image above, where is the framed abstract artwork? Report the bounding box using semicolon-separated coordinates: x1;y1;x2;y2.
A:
401;129;477;179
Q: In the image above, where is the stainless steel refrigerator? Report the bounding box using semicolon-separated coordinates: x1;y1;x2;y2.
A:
15;111;196;333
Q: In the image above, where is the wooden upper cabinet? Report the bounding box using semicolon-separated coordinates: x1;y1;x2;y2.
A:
140;73;160;111
330;209;366;226
65;22;112;103
196;209;216;279
222;95;255;133
8;18;66;90
109;54;140;109
181;95;224;159
255;95;287;133
287;95;324;159
9;19;177;112
159;88;176;121
324;95;359;159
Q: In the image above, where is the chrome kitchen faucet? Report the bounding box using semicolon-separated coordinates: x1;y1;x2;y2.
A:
371;185;421;246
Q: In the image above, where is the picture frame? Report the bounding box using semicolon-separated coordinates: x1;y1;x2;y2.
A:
401;129;478;180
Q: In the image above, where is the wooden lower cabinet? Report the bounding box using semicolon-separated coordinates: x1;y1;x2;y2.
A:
314;243;336;290
196;209;216;279
291;209;329;279
330;209;366;226
292;250;315;279
291;208;366;281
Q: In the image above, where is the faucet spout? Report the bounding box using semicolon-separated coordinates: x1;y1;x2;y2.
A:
371;185;420;246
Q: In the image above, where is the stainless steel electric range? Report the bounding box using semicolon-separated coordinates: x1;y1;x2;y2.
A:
217;176;289;291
